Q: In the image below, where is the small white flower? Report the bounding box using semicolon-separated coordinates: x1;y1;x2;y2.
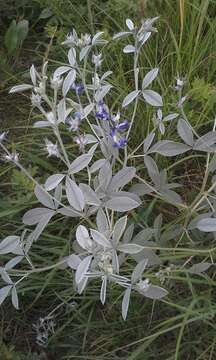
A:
50;76;63;90
74;134;88;150
45;139;59;157
92;53;103;67
31;93;42;108
78;33;91;47
3;151;19;163
46;112;55;124
137;278;150;292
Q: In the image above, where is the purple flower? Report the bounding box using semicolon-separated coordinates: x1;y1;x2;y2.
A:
115;120;129;132
113;136;128;148
95;101;109;121
72;83;84;96
111;128;127;148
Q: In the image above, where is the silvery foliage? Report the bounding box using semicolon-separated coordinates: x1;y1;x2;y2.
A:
0;17;215;320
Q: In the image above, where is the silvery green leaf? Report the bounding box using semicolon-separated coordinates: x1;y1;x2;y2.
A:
133;248;161;266
122;287;131;320
33;121;50;128
142;90;163;107
69;154;92;174
0;286;12;306
75;255;92;284
105;196;140;212
81;103;94;119
96;209;109;233
133;228;155;244
177;118;194;146
140;32;151;45
161;189;182;204
34;185;55;209
88;143;98;155
65;176;85;211
0;269;12;284
90;229;111;248
188;262;212;274
44;174;65;191
122;90;140;107
123;45;136;53
113;31;132;40
92;31;106;44
30;64;37;85
113;216;127;245
108;167;136;191
95;85;112;102
130;183;153;195
111;191;141;204
193;132;216;152
144;155;160;185
62;69;76;97
112;250;119;274
5;256;24;270
142;68;159;89
99;161;112;190
57;98;67;123
77;277;88;294
9;84;33;93
131;259;148;284
143;132;155;153
0;236;20;255
163;113;179;122
123;224;134;244
23;208;55;225
53;66;71;79
76;225;92;250
196;218;216;232
149;140;190;156
79;45;91;61
143;285;168;299
187;213;212;230
54;183;62;209
101;71;113;81
79;184;101;206
57;207;81;217
118;243;143;254
67;254;81;270
100;276;107;305
83;134;98;145
126;18;134;30
11;286;19;309
68;47;76;66
90;159;107;173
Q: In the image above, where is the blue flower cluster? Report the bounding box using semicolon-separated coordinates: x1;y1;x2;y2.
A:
95;101;129;148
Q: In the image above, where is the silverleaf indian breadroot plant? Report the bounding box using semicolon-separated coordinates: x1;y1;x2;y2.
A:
0;17;215;320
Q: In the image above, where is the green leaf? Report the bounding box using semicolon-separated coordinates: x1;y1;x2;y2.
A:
5;20;18;54
16;20;29;46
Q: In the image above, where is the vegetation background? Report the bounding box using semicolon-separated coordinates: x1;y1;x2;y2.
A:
0;0;216;359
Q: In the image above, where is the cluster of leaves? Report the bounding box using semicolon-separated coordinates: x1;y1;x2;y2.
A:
0;17;215;321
